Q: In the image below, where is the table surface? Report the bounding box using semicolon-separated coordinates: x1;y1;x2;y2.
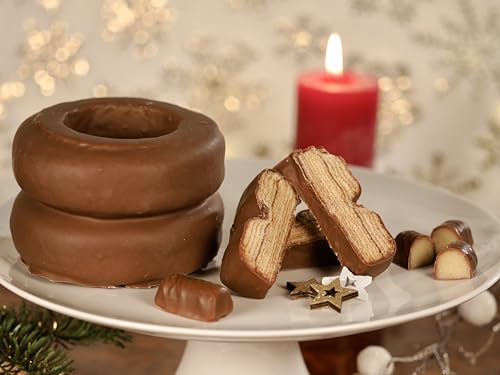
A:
2;283;498;375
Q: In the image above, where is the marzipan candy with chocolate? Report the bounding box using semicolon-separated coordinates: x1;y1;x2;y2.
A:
434;241;477;280
431;220;473;254
394;230;435;270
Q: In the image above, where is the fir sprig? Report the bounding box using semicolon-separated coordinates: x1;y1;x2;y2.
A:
0;303;131;374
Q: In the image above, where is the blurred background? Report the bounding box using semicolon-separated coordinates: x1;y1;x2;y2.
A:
0;0;499;215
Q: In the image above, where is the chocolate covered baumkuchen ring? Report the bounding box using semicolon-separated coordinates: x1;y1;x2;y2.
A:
10;192;224;287
13;98;225;217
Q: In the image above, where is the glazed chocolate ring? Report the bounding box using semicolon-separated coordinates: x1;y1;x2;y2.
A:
13;98;225;217
10;192;224;287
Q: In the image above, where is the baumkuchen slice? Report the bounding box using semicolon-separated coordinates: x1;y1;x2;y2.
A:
282;210;338;269
276;147;396;276
220;169;299;298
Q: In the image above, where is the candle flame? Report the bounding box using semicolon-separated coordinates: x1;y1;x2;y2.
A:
325;33;343;76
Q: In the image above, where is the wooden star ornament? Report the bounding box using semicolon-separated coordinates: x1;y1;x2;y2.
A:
309;278;358;312
286;278;319;299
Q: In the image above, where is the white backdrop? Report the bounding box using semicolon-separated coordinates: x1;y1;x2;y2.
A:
0;0;498;215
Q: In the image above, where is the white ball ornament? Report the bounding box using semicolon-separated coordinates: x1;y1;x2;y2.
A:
458;290;497;326
356;345;394;375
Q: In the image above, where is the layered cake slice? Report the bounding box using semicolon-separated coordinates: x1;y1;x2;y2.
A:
282;210;338;269
287;210;325;247
276;147;396;276
220;169;299;298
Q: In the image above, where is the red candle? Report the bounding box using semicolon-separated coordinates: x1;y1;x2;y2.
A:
295;34;378;167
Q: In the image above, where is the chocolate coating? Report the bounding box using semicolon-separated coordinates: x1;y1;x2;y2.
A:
445;241;478;267
155;274;233;322
432;220;473;244
282;240;337;269
394;230;420;268
10;192;224;287
13;98;225;218
443;220;474;245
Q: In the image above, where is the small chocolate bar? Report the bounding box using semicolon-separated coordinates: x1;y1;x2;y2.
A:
431;220;473;254
394;230;435;270
434;241;477;280
282;210;338;269
154;274;233;322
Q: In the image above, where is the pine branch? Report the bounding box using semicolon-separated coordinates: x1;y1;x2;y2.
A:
18;304;131;347
0;303;132;374
0;308;72;375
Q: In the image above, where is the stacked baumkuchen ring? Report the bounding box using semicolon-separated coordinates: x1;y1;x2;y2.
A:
10;98;225;287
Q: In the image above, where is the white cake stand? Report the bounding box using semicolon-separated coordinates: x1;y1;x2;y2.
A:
1;160;499;375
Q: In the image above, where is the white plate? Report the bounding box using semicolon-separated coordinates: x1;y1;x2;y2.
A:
0;160;499;342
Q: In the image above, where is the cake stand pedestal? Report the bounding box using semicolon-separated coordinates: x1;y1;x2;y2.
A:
175;341;308;375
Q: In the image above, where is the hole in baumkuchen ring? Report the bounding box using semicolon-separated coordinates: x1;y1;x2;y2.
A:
64;103;179;139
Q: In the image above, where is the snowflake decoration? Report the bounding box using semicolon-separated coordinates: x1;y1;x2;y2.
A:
162;36;266;133
17;19;89;96
101;0;177;59
274;15;329;63
350;0;428;23
412;151;481;194
476;110;500;170
414;0;500;97
347;55;421;153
